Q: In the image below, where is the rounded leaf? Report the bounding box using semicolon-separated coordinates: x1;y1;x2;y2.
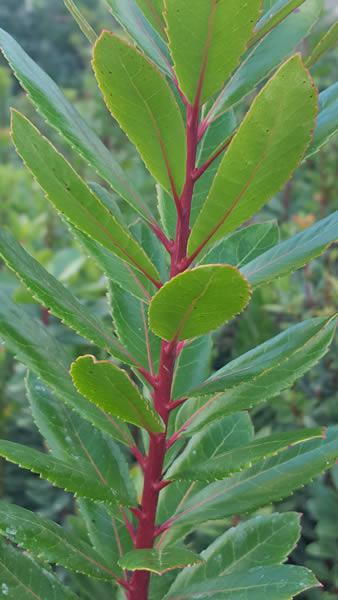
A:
149;265;251;341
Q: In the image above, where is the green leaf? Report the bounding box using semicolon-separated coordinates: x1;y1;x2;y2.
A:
188;56;317;255
171;438;338;526
165;0;261;104
119;548;203;575
305;21;338;67
306;83;338;158
0;501;117;581
93;32;186;196
26;373;135;503
11;111;160;284
0;540;78;600
172;336;212;399
0;28;151;221
135;0;165;34
110;282;161;372
0;440;129;505
169;513;301;593
242;212;338;288
71;355;164;433
179;316;336;434
165;565;318;599
201;222;280;268
63;0;97;43
149;265;251;341
207;0;322;120
0;229;135;365
103;0;171;76
252;0;307;45
172;429;323;480
0;292;133;446
189;315;336;396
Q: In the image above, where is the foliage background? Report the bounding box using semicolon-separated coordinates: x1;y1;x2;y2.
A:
0;1;337;598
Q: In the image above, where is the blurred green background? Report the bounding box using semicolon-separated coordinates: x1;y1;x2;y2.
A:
0;1;337;598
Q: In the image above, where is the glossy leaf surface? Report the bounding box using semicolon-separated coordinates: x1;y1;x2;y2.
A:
305;21;338;67
165;0;261;104
11;111;159;282
93;32;186;196
189;56;317;254
71;355;164;433
149;265;251;341
306;83;338;158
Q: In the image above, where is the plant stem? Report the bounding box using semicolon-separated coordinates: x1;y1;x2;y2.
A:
126;100;201;600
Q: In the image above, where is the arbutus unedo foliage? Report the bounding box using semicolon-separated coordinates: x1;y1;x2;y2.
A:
0;1;338;599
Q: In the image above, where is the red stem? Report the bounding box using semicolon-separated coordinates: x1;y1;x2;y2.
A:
126;99;202;600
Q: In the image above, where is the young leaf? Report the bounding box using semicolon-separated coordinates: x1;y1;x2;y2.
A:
103;0;171;76
11;111;160;284
0;501;117;581
179;316;336;434
119;548;203;575
93;32;186;196
305;21;338;67
171;438;338;526
201;222;280;268
207;0;321;120
0;293;133;446
0;229;135;364
189;56;317;256
26;373;135;504
306;83;338;158
189;316;336;396
172;429;323;481
71;355;164;433
242;211;338;288
149;265;251;341
0;28;152;222
0;540;78;600
0;440;130;505
169;513;301;593
165;565;318;599
165;0;261;104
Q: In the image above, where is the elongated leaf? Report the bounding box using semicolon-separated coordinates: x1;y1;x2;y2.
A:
172;335;212;399
252;0;307;44
306;21;338;67
201;222;279;268
172;429;323;480
0;540;78;600
169;513;301;593
149;266;251;341
190;316;336;396
110;282;161;372
207;0;322;120
103;0;171;76
188;56;317;255
63;0;97;43
179;316;336;434
172;438;338;526
136;0;165;34
0;501;117;581
242;212;338;288
0;28;152;221
93;32;186;196
119;548;203;575
0;229;134;364
165;0;261;104
166;565;317;599
0;440;129;505
11;111;160;284
71;355;164;433
306;83;338;158
0;292;133;446
26;374;135;503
